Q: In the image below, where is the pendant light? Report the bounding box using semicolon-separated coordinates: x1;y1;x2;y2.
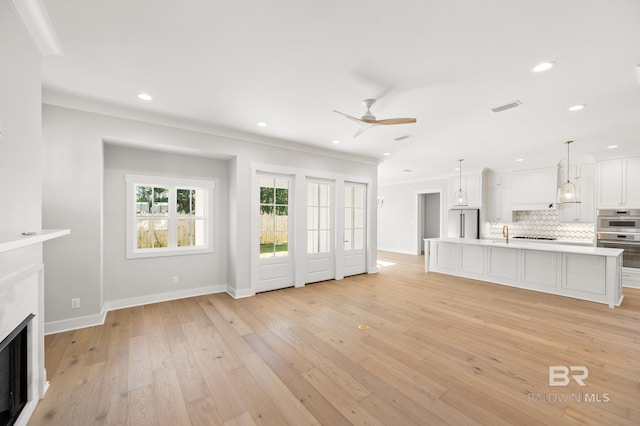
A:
557;140;581;204
453;159;468;207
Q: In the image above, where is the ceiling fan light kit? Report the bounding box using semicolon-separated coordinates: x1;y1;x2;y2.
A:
334;98;416;137
557;140;581;204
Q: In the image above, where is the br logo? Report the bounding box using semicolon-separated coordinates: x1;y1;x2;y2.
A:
548;366;589;386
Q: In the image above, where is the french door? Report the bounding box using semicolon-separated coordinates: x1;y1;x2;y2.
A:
306;180;335;283
257;175;294;292
343;182;367;276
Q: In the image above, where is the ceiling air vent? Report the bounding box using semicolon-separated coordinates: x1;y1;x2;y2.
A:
491;100;523;113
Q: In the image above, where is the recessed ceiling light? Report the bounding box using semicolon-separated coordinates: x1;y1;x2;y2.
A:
568;104;586;112
532;61;555;73
137;93;152;101
257;122;267;127
516;158;524;162
332;140;340;144
607;145;618;149
383;152;391;156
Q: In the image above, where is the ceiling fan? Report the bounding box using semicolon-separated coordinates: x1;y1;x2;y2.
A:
334;98;417;137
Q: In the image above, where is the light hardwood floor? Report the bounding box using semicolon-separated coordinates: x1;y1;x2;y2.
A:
30;252;640;425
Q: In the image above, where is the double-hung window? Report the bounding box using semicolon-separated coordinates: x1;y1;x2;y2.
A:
126;174;214;258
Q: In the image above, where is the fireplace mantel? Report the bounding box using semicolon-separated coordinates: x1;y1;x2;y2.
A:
0;229;69;425
0;229;70;254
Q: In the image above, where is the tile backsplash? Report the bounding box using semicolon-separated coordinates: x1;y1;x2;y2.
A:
488;210;594;241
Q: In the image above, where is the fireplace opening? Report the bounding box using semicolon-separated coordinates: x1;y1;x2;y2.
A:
0;314;33;426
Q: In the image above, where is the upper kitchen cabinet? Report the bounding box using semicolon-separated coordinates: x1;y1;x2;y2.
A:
449;172;483;208
597;156;640;208
510;167;557;211
484;170;511;222
557;163;595;223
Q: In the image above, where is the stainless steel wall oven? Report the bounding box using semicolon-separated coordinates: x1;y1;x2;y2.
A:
597;209;640;270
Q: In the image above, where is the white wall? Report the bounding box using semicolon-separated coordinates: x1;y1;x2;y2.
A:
0;0;42;243
42;104;378;330
0;0;43;290
103;145;229;305
378;178;449;254
0;3;47;423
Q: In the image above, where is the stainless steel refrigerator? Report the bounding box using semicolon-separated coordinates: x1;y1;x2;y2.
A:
447;209;480;239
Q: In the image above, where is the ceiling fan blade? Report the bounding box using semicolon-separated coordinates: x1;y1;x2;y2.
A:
374;118;417;125
333;110;365;124
353;122;378;138
353;126;367;138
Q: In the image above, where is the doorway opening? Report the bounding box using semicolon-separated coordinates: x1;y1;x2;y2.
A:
417;191;441;255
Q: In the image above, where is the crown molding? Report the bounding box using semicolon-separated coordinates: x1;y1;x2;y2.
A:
10;0;64;56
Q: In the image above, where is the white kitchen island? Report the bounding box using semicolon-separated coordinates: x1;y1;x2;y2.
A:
425;238;623;308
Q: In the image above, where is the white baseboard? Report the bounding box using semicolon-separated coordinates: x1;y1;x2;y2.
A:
227;287;255;299
44;284;226;335
623;283;640;289
44;309;107;335
104;284;227;312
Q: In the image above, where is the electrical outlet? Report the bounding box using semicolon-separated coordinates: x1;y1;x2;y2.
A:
71;298;80;309
172;275;179;284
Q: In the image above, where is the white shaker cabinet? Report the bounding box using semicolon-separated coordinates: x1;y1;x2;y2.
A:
510;167;557;211
484;171;511;222
597;156;640;208
486;189;512;222
624;157;640;206
427;238;623;308
558;164;595;223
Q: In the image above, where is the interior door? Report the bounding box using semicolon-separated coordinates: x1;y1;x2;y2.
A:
306;180;335;283
343;182;366;276
257;175;294;292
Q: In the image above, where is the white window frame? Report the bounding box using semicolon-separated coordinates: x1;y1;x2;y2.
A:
125;173;214;259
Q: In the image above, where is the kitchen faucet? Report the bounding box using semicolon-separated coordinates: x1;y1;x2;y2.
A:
502;225;509;244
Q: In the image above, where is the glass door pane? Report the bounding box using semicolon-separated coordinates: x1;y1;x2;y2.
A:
260;177;289;258
307;182;331;254
344;185;365;251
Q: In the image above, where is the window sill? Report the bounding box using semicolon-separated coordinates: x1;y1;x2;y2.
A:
126;246;213;259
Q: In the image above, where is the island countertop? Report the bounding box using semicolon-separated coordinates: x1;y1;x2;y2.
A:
437;237;623;257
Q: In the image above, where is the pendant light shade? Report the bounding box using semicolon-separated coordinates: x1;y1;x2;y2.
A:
557;140;581;204
453;159;468;207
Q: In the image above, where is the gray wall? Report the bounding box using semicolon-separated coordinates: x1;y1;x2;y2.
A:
42;104;378;330
424;193;440;238
103;145;229;303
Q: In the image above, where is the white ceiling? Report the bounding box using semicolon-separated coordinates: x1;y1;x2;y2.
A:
40;0;640;184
